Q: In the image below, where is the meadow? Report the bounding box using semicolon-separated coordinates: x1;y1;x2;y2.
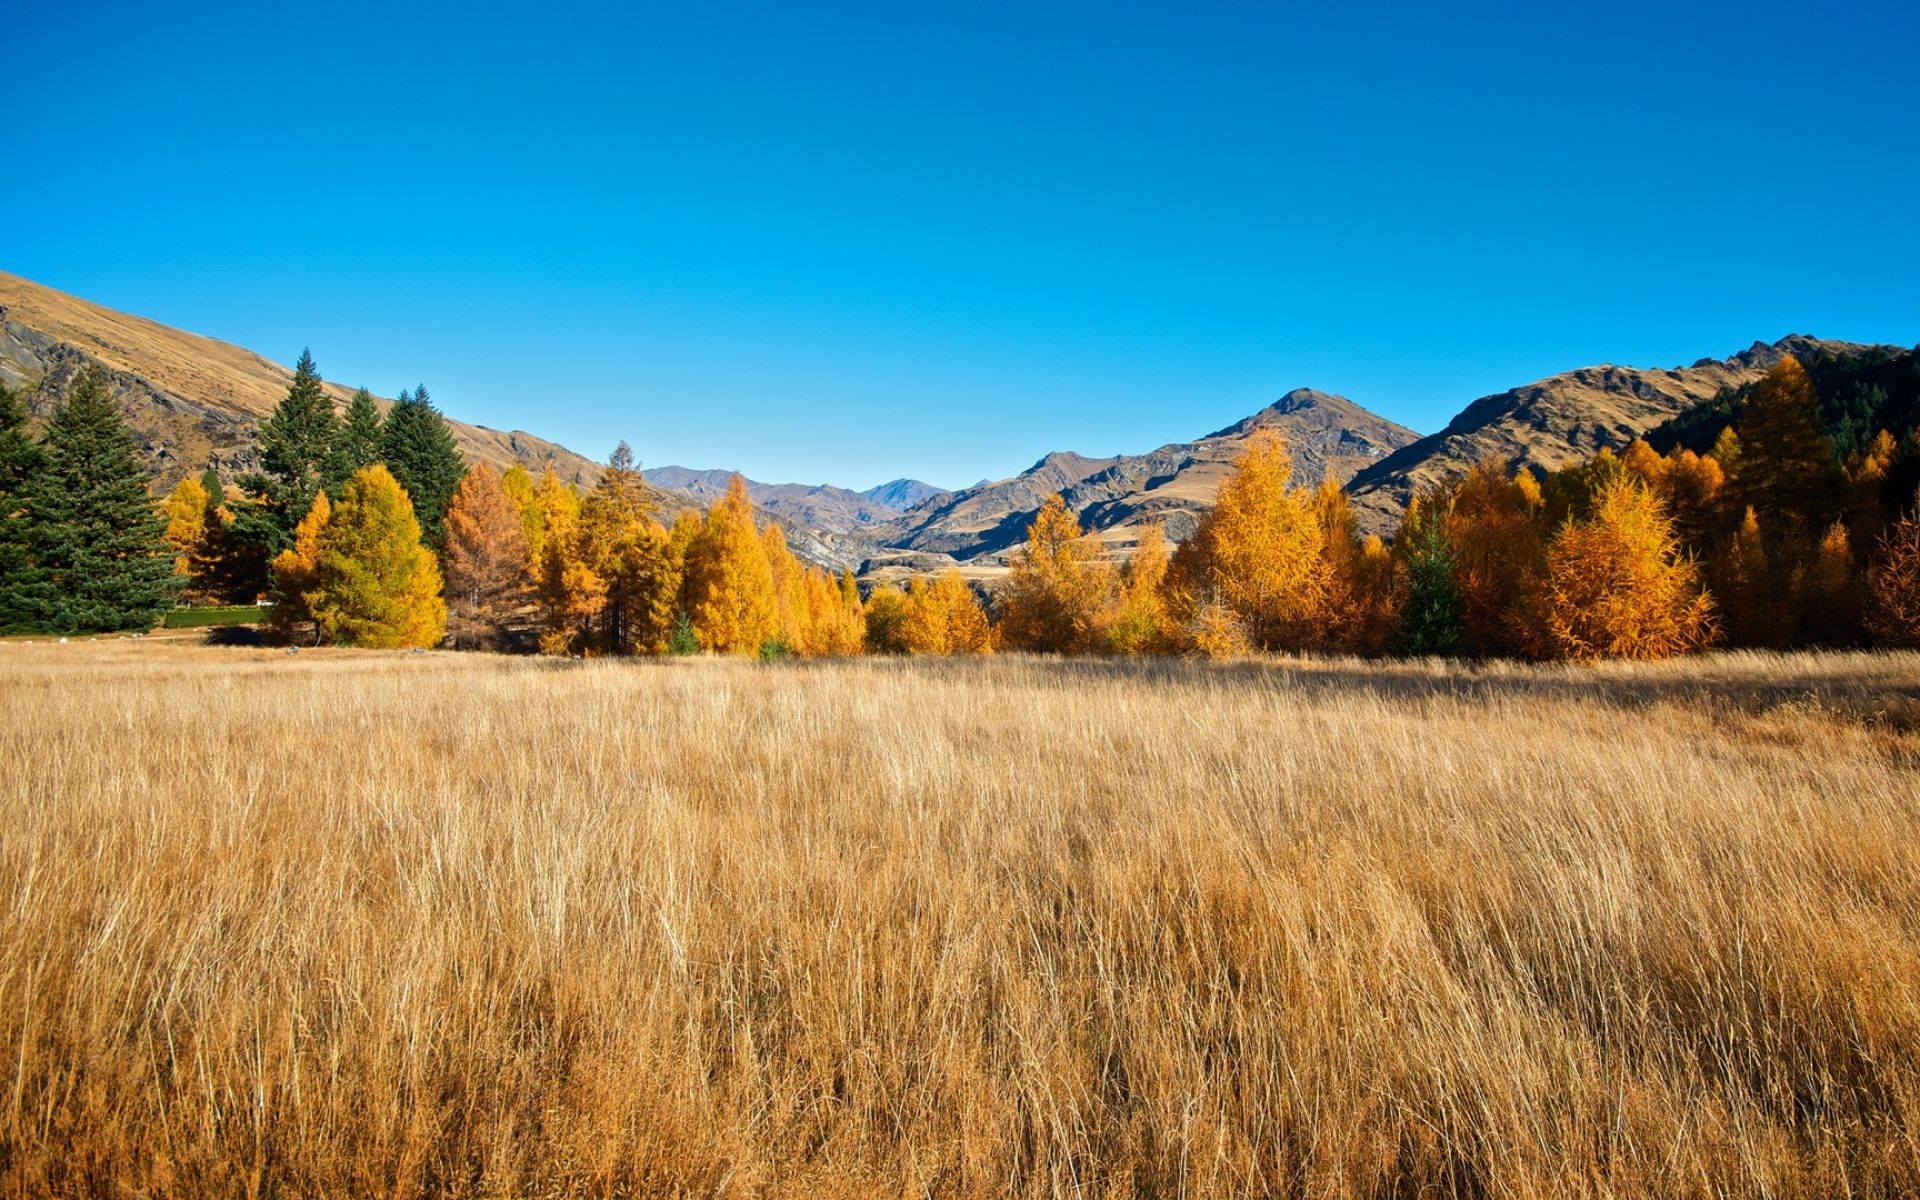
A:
2;639;1918;1198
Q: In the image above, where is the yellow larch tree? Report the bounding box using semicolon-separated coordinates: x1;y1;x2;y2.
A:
1805;520;1861;645
1103;523;1173;655
996;493;1114;653
1539;476;1715;661
268;490;330;642
161;476;210;582
1440;462;1545;658
861;584;913;654
499;463;544;564
306;465;446;649
1711;506;1789;648
441;462;532;649
903;570;993;655
682;474;778;655
797;565;864;656
761;523;809;654
1166;430;1329;654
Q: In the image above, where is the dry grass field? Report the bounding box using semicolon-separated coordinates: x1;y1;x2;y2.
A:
2;640;1919;1198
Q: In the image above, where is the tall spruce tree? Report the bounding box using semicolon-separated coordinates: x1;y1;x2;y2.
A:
0;383;46;631
329;387;385;489
236;349;340;554
380;385;466;545
17;366;178;632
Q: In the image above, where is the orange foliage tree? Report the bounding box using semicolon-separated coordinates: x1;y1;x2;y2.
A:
1103;523;1173;655
903;570;993;655
1438;463;1544;657
1539;476;1715;661
996;494;1113;653
268;490;331;642
1865;500;1920;647
683;474;778;655
1166;430;1328;654
441;462;532;649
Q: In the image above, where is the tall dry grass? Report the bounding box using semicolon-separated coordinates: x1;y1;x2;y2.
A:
2;639;1918;1198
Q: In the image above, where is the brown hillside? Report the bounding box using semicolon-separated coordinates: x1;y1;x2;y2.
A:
877;389;1417;567
1344;335;1880;532
0;269;603;489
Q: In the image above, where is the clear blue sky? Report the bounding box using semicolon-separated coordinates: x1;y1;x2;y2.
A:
8;1;1917;490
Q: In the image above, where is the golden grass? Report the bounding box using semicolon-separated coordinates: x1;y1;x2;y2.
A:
2;640;1918;1198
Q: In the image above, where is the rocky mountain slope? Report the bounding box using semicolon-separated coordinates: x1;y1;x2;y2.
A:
0;270;603;489
1344;335;1874;531
873;389;1419;566
860;478;950;511
643;466;907;534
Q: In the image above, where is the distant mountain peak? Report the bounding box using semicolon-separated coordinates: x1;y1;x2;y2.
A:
859;478;951;511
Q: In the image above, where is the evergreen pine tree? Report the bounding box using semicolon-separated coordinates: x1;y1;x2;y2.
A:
17;366;179;632
1393;511;1465;658
235;349;340;555
329;387;385;488
380;385;466;545
0;383;45;632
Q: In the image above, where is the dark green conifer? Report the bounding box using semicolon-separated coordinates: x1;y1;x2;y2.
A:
329;387;385;488
0;383;45;631
235;349;340;554
380;384;466;545
16;366;178;632
1393;515;1465;658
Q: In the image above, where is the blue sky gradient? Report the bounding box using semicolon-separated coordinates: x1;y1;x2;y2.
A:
8;1;1918;489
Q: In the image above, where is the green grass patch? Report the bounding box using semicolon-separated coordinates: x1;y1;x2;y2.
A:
163;605;271;628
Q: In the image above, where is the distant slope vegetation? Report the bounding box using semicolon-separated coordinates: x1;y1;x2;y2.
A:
0;270;604;489
1344;335;1878;531
1646;342;1920;460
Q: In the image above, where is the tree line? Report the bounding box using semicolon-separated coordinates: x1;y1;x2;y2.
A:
3;352;1918;659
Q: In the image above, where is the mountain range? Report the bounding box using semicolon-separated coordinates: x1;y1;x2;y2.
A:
2;268;1897;578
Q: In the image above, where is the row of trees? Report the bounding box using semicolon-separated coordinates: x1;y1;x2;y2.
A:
6;351;1920;659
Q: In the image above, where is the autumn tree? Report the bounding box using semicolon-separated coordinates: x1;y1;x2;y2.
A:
1805;520;1862;646
380;386;466;546
797;565;865;655
1167;431;1329;653
1708;507;1780;647
996;494;1113;653
904;570;993;654
500;464;544;562
1539;476;1715;661
305;465;446;648
862;584;913;654
1865;499;1920;647
1104;523;1173;655
442;462;532;649
682;474;778;655
160;475;241;604
533;467;584;648
15;366;178;632
1438;463;1543;657
1732;354;1840;529
269;491;331;643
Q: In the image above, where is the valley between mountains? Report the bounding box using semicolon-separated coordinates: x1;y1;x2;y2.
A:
0;268;1887;579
